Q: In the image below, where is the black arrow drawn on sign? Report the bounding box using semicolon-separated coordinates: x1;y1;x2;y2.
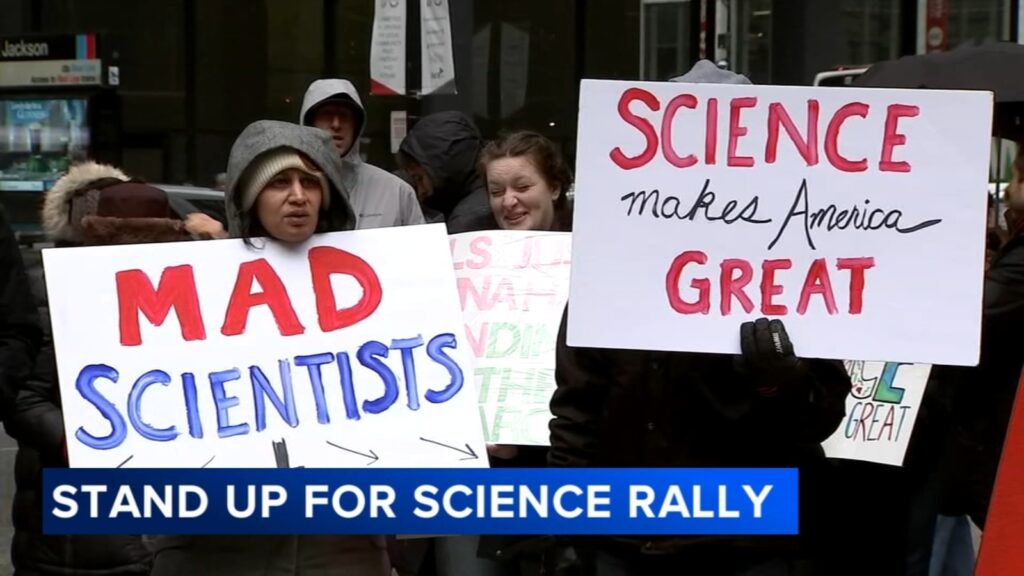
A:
419;437;478;461
272;439;306;468
273;439;291;469
326;441;380;466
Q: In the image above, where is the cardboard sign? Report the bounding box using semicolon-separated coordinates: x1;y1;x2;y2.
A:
451;231;571;445
822;361;930;466
569;80;992;366
43;225;488;469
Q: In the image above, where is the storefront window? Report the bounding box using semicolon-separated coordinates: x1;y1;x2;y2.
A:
472;1;577;151
733;0;772;83
641;0;693;80
947;0;1010;47
841;0;901;65
729;0;903;84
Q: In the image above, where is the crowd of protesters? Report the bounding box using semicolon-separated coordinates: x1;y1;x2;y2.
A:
0;59;1018;576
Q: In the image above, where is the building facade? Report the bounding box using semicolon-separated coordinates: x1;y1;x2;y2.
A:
0;0;1019;188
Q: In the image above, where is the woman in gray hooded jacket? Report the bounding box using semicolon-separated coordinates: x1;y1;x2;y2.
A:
149;120;390;576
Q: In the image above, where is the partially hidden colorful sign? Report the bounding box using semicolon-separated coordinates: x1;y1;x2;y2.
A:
822;361;930;466
451;231;570;445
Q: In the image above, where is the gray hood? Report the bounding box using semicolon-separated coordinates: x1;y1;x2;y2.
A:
224;120;357;237
669;59;751;84
300;79;366;164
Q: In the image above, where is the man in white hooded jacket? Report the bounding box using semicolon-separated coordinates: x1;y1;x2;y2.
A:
301;78;425;229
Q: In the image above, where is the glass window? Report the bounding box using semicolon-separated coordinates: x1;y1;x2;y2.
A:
840;0;901;65
472;1;577;149
731;0;902;83
734;0;772;84
266;0;324;122
0;98;89;232
641;0;693;81
947;0;1010;48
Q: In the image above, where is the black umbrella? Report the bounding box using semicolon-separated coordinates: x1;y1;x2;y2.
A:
854;42;1024;140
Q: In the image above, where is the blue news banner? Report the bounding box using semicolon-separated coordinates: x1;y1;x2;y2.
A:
43;468;798;535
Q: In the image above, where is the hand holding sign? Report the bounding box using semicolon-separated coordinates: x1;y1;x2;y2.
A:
736;318;807;397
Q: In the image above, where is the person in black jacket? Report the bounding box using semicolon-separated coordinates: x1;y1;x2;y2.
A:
397;111;498;233
0;202;42;421
6;161;192;576
936;144;1024;530
0;200;43;575
546;61;852;576
550;314;850;576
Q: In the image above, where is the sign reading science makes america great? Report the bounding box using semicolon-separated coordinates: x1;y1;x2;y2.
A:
568;80;992;366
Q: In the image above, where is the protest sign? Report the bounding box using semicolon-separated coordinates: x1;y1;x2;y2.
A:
822;361;930;466
43;224;487;469
451;231;571;445
569;80;992;366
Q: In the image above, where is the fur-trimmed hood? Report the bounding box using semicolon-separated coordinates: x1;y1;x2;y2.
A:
42;161;190;246
42;161;128;242
79;216;188;246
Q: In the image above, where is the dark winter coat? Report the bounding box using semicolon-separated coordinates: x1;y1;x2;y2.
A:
8;279;153;576
548;307;851;565
398;111;497;233
938;231;1024;527
5;163;184;576
0;201;41;418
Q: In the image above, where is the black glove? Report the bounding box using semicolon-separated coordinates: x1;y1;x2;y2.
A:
736;317;807;396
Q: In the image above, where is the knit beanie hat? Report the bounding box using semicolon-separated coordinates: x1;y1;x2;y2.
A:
239;148;330;212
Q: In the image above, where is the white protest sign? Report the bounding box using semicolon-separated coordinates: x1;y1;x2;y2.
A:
420;0;456;95
370;0;406;96
451;231;571;445
44;224;487;469
823;361;931;466
569;80;992;366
